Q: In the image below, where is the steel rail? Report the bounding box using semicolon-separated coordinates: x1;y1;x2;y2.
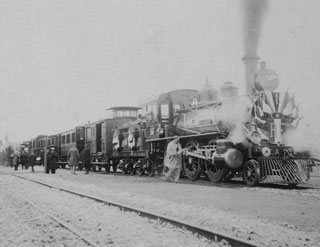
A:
5;184;100;247
11;173;259;247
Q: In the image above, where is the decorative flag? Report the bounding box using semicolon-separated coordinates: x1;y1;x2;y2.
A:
264;91;276;113
279;90;290;114
251;100;266;124
291;117;303;128
271;92;280;112
292;104;300;119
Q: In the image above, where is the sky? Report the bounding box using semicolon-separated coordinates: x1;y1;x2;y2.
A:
0;0;320;144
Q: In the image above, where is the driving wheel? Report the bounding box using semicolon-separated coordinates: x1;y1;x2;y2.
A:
183;156;201;181
205;160;226;183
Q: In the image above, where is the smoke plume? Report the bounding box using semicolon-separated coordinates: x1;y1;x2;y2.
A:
242;0;269;57
284;121;320;159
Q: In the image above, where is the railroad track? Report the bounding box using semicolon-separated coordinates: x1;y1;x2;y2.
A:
6;172;259;247
5;186;99;247
102;171;320;190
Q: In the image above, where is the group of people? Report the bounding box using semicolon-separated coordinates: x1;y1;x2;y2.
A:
11;149;37;172
45;144;92;175
67;144;91;175
11;144;92;175
10;136;184;181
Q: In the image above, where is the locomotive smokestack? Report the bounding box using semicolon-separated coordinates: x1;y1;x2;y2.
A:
241;0;268;95
242;55;259;95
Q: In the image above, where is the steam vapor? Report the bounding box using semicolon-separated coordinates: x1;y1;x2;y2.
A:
242;0;269;57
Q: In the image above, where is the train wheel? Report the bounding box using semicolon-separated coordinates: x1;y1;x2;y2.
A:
243;159;260;186
145;159;155;177
136;167;144;176
205;160;226;183
183;156;201;181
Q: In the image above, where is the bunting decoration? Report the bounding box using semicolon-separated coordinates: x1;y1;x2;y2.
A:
249;89;300;144
128;127;135;148
112;129;120;149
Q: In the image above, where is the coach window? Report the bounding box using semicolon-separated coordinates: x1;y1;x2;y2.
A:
86;128;89;138
161;104;169;118
152;105;157;115
67;134;70;143
80;128;84;139
173;104;181;113
72;133;75;142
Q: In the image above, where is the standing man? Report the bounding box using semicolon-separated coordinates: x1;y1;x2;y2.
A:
81;144;91;174
48;147;58;174
163;136;188;183
20;150;29;170
45;147;51;173
68;144;80;174
29;149;36;172
40;150;44;166
13;152;19;171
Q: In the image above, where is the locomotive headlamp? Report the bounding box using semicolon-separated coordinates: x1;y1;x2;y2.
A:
262;147;271;157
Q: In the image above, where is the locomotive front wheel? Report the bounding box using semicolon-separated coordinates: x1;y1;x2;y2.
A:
243;159;260;186
205;160;226;183
183;156;201;181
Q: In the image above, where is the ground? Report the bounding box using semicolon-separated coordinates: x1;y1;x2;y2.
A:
1;165;320;246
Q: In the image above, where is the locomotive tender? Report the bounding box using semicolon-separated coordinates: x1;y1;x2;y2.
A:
25;56;311;186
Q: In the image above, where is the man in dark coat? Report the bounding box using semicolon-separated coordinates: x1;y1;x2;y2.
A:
81;144;91;174
48;147;58;174
46;147;58;174
40;150;44;166
29;150;36;172
20;151;29;170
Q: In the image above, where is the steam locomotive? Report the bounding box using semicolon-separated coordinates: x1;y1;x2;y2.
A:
107;57;311;186
25;57;311;186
